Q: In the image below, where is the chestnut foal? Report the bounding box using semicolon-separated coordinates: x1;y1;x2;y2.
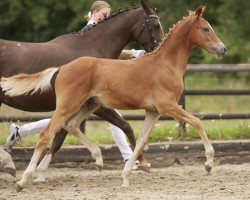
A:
1;6;226;191
1;1;164;181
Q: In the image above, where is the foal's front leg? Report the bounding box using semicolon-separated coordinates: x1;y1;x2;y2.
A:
122;110;160;187
160;103;214;172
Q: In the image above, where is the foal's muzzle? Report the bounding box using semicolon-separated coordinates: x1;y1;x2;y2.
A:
210;42;227;58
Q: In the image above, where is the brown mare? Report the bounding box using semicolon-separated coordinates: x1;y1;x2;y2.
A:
1;6;226;190
0;148;16;176
0;0;164;179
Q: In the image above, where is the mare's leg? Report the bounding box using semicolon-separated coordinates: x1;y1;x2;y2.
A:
94;107;149;169
122;110;160;187
160;103;214;172
0;147;16;177
0;100;15;176
65;100;103;170
44;121;85;161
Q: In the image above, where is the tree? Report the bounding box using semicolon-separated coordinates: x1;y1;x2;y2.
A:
0;0;249;64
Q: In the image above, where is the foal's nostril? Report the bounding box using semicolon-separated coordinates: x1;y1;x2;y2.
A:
224;47;227;53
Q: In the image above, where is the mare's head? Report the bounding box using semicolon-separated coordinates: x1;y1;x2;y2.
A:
132;0;164;52
187;6;227;57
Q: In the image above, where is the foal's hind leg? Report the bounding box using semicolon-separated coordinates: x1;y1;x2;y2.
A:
35;105;146;183
16;110;73;192
35;120;87;183
34;129;67;183
35;101;101;183
159;103;214;172
94;107;150;170
65;100;103;171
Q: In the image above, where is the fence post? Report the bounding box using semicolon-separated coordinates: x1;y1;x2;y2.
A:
178;78;186;136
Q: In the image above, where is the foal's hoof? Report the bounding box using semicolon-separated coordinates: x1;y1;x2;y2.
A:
15;183;23;192
205;164;212;173
121;180;129;187
95;164;103;172
34;175;46;184
140;163;151;173
4;166;16;177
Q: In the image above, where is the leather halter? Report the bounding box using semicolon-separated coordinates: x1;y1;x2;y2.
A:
136;13;161;52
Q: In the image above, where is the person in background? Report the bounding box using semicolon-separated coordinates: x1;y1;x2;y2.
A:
80;1;145;58
6;1;147;169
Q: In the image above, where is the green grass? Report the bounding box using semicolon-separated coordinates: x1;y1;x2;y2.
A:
179;121;250;140
0;119;249;147
149;120;250;142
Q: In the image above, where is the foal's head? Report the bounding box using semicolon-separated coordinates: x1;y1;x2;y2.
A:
188;6;227;57
133;0;164;52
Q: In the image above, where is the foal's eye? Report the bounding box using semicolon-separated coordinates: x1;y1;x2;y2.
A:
202;28;209;32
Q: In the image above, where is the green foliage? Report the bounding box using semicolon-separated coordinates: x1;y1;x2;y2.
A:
186;121;250;140
201;0;250;64
0;0;249;62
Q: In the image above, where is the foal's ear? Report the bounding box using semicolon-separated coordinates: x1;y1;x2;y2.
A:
140;0;151;14
195;5;206;17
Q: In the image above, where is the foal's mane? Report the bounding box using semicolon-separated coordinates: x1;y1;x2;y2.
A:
145;10;198;56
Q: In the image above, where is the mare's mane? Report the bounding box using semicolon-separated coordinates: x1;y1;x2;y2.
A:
76;5;140;34
50;5;141;42
77;1;158;35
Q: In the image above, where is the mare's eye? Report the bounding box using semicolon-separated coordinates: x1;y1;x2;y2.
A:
202;28;209;32
153;24;160;29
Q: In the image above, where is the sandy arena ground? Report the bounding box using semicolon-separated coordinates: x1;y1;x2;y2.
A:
0;163;250;200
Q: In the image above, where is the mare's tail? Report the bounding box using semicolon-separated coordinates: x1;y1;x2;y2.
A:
0;67;59;97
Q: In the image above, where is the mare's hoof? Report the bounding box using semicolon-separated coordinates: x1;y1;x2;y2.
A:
4;166;16;177
15;183;23;192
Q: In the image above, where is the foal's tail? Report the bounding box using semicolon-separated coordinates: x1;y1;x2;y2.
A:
0;67;59;97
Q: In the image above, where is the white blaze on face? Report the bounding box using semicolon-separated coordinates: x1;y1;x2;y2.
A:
206;21;215;33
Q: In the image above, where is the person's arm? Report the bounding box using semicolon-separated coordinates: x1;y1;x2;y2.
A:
119;49;145;59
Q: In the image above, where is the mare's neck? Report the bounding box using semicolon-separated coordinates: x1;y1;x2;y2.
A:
78;9;144;59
